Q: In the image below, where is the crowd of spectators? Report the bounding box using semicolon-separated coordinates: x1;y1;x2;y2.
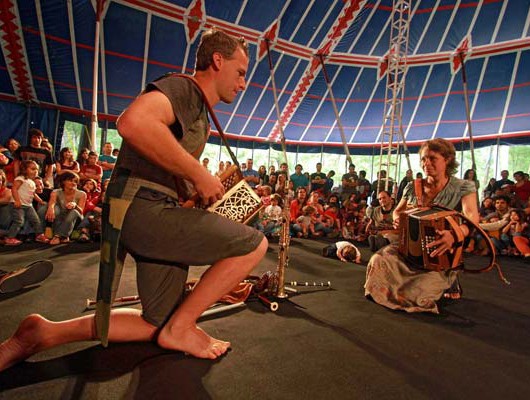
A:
207;157;530;260
0;128;115;246
1;129;529;261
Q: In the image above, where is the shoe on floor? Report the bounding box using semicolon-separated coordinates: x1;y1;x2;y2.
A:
4;237;22;246
0;260;54;294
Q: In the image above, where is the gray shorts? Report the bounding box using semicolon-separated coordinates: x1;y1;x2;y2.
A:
120;187;264;327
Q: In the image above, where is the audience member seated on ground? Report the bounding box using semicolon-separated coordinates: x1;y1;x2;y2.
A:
259;185;272;206
31;177;52;238
365;190;397;252
365;138;479;312
0;147;12;174
306;190;334;237
510;171;530;207
76;147;89;169
45;171;86;245
98;142;117;182
482;177;496;200
295;205;320;238
341;194;362;239
79;151;103;185
5;161;49;246
13;129;54;187
322;204;341;235
322;241;362;264
258;165;268;186
325;193;341;210
267;173;277;194
290;186;308;237
511;205;530;258
478;195;512;255
479;197;496;217
76;179;101;242
276;173;294;200
500;209;527;256
0;170;12;237
55;147;80;183
3;138;20;186
255;194;283;237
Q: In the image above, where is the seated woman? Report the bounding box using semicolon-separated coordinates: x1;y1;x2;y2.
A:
77;179;101;242
364;138;478;313
45;171;86;245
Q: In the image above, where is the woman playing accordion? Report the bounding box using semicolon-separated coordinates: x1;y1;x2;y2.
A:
364;138;479;313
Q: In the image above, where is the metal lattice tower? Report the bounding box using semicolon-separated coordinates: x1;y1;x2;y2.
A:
377;0;412;196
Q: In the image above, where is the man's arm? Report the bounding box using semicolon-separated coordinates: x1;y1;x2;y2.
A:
117;90;224;205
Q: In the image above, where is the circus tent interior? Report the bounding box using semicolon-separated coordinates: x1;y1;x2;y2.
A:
1;0;530;182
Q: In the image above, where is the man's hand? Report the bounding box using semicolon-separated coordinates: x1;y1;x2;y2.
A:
192;169;225;206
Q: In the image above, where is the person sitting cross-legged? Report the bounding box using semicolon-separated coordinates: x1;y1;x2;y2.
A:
45;171;86;245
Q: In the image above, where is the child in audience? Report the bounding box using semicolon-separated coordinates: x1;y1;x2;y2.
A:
501;209;527;256
5;161;49;245
296;205;318;238
256;194;283;236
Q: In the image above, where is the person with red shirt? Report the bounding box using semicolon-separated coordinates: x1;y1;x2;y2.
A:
79;151;103;185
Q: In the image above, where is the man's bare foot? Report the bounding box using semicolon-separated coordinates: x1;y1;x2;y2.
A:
0;314;49;372
157;324;230;360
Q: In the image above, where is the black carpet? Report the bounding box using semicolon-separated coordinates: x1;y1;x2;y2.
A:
0;239;529;400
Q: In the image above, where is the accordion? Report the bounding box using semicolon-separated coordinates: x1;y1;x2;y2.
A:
398;206;465;271
207;165;263;225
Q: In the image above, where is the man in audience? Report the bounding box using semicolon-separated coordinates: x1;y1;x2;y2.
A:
98;142;117;182
366;190;396;252
356;170;371;201
310;162;327;193
290;164;310;192
243;158;260;189
324;170;335;195
79;151;103;184
341;164;358;203
14;129;54;186
493;170;514;192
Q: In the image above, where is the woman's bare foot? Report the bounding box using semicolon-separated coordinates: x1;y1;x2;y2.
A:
0;314;50;371
157;324;230;360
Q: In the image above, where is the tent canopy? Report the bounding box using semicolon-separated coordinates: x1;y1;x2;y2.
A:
1;0;530;151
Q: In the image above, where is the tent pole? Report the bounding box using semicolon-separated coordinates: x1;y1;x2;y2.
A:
53;110;61;154
318;54;352;168
90;0;104;152
459;53;477;172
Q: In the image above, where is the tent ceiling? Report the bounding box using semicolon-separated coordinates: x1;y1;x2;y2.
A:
1;0;530;149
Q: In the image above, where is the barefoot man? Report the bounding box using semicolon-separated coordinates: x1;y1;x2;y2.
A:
0;29;267;371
